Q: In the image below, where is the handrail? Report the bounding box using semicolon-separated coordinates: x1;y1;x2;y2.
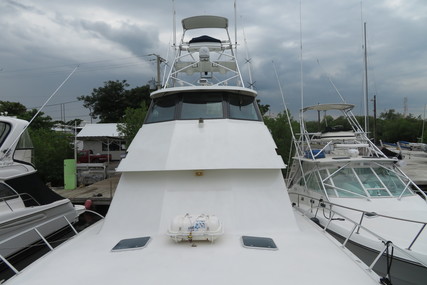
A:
0;193;41;212
291;194;427;270
0;210;105;276
0;214;79;275
289;192;427;250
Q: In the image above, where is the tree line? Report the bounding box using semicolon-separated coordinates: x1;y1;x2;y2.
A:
2;79;425;185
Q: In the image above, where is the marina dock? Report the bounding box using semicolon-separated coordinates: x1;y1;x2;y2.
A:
398;150;427;190
54;174;120;206
53;151;427;207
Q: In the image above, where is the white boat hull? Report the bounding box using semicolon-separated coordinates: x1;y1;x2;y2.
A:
0;199;79;258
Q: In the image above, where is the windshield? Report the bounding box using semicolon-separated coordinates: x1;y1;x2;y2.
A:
301;165;414;198
145;92;261;123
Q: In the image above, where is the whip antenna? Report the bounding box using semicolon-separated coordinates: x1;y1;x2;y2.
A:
1;65;78;160
272;61;296;141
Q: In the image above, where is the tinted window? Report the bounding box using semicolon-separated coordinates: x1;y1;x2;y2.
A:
0;183;18;198
145;96;176;123
145;92;262;123
112;236;151;252
242;235;277;250
0;122;11;147
229;95;260;120
16;129;33;150
181;94;223;119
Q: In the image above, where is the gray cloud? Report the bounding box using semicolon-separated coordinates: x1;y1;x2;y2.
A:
0;0;426;121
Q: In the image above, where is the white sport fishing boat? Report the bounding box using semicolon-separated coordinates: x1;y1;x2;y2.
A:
3;15;381;284
0;116;82;260
286;103;427;285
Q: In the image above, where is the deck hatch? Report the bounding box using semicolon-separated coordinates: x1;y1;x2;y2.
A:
111;236;151;252
241;236;278;250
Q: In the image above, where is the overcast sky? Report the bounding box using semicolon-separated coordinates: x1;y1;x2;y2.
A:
1;0;426;123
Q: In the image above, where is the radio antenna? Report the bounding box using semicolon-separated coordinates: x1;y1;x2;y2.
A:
1;65;78;160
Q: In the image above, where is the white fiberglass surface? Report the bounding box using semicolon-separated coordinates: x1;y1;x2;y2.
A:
5;218;379;285
5;170;380;285
302;165;415;198
318;196;427;260
101;169;297;235
118;119;284;172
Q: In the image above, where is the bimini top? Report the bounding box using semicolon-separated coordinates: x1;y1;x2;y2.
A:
182;15;228;30
302;103;354;113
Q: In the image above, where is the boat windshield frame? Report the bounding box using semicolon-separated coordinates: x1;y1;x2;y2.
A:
298;162;416;199
145;91;262;124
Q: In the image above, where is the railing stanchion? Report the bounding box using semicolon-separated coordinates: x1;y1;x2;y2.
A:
407;223;426;250
34;228;54;251
369;245;388;270
356;212;365;234
64;216;78;235
323;211;334;232
342;224;358;247
0;254;19;274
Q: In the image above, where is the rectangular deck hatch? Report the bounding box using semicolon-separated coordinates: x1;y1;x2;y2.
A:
241;236;278;250
112;236;151;252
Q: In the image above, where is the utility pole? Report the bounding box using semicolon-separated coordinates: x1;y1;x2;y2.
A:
149;54;166;90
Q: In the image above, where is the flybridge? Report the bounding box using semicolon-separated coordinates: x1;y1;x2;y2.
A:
162;15;244;89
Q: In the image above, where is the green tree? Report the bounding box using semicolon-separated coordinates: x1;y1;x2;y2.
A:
256;99;270;116
379;109;403;121
78;80;151;123
0;101;27;116
65;118;84;126
117;103;149;148
20;109;55;130
263;112;299;172
29;128;73;186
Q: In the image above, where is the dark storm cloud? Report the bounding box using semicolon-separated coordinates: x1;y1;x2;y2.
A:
0;0;426;121
78;19;158;56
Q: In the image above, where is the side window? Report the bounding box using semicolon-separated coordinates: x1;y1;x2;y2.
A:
319;169;337;197
0;183;18;198
374;167;412;197
16;129;33;150
228;95;261;121
145;96;177;123
306;173;322;193
0;122;11;147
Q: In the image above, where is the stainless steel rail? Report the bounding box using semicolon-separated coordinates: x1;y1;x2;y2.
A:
289;192;427;268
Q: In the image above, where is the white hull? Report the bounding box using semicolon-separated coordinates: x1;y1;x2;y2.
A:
6;169;379;285
0;116;81;260
289;193;427;285
0;199;79;258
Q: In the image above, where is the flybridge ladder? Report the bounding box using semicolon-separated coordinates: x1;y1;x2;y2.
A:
164;15;245;88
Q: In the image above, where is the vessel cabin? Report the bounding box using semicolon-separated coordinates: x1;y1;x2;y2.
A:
146;89;262;124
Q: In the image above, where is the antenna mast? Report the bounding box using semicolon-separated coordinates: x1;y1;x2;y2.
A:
172;0;176;47
234;0;237;53
299;0;304;127
242;25;254;89
1;66;78;161
363;22;369;133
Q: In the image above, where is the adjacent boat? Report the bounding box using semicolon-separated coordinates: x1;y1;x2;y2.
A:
286;103;427;285
3;15;381;284
0;116;82;260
